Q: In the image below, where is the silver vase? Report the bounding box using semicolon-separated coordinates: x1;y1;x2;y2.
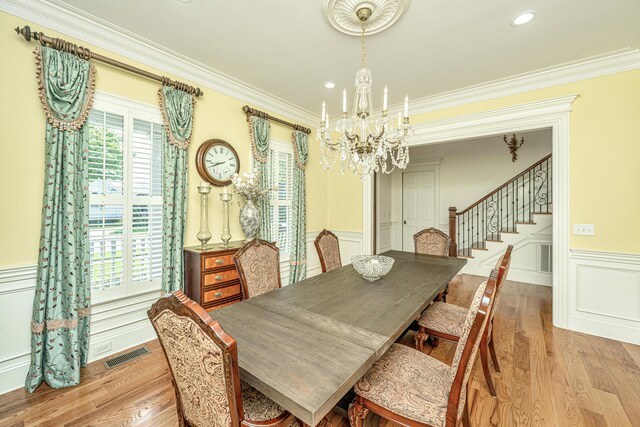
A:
240;199;260;242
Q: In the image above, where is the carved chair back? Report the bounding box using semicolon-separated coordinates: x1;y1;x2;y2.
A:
445;268;498;426
490;245;513;324
413;228;451;257
314;229;342;273
148;290;243;427
234;239;282;299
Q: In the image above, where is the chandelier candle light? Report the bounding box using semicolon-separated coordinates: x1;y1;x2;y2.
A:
317;5;413;178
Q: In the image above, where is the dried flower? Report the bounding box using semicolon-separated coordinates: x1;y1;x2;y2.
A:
231;169;273;204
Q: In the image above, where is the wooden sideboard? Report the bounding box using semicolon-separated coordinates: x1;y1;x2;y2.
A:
184;241;245;310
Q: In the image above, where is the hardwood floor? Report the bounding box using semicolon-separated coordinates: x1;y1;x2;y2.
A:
1;274;639;427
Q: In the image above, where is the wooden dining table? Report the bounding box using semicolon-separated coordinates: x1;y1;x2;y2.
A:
210;250;466;426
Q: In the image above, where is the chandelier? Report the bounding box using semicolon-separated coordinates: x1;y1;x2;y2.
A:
317;5;413;178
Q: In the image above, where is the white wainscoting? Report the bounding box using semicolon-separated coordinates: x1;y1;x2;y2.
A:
569;250;640;345
0;230;365;395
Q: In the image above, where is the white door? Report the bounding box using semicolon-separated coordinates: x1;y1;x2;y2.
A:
403;170;436;252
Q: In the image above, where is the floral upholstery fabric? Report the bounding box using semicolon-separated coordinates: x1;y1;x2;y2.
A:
236;243;280;299
241;380;287;421
355;344;452;426
317;233;341;272
153;309;232;427
414;229;450;256
417;301;467;336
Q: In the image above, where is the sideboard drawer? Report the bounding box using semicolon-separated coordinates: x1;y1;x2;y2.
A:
203;284;242;304
203;269;239;286
203;254;235;271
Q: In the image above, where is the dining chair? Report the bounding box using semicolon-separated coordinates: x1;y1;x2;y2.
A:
147;290;297;427
349;269;498;427
414;245;513;397
234;239;282;299
413;227;451;257
414;228;453;303
314;229;342;273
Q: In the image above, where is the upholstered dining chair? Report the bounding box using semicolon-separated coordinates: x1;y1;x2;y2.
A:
314;229;342;273
414;245;513;398
234;239;282;300
413;228;452;257
148;290;298;427
349;269;499;427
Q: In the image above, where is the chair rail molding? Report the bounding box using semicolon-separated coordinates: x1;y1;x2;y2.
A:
363;94;577;330
0;0;317;127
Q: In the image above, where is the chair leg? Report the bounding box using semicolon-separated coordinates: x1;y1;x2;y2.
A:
414;327;428;351
461;393;471;427
348;396;369;427
480;334;497;397
488;331;501;373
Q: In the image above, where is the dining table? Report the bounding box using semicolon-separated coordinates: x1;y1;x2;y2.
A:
209;250;467;426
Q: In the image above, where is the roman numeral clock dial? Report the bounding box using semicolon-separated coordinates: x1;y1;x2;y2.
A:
196;139;241;187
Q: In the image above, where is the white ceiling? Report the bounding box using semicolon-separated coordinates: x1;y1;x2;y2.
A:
56;0;640;115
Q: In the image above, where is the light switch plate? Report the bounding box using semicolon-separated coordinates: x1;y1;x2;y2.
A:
573;224;595;236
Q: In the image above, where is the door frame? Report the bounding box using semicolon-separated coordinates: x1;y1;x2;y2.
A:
362;94;578;330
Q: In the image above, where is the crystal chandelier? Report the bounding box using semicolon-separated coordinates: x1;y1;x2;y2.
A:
317;5;413;179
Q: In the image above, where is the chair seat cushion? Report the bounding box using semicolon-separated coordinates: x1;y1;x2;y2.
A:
354;344;453;427
241;380;287;422
417;301;468;337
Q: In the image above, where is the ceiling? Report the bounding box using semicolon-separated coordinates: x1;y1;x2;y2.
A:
55;0;640;115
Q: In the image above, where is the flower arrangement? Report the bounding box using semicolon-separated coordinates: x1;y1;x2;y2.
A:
231;170;272;203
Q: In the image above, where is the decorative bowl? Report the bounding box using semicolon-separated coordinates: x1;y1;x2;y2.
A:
351;255;395;281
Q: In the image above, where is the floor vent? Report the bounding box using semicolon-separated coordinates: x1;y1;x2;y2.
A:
103;346;150;369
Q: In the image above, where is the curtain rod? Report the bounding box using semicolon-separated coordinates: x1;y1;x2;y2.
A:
242;105;311;134
14;25;204;97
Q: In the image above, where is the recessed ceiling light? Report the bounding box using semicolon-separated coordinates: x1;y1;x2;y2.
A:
177;0;193;3
324;82;336;89
511;10;537;26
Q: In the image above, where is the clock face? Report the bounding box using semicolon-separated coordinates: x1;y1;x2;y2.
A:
205;145;237;182
196;139;240;186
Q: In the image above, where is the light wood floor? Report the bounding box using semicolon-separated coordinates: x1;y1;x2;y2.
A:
2;274;640;427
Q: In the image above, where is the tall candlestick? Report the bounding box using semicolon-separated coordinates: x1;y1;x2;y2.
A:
322;101;326;122
219;190;233;248
342;89;347;113
383;86;388;111
197;183;212;249
404;94;409;117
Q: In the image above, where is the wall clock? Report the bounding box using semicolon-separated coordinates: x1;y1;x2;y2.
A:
195;139;240;186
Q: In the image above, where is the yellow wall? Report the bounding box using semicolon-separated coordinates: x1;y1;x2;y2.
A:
0;10;326;268
327;69;640;254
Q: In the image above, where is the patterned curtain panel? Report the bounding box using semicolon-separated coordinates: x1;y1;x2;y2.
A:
159;85;194;292
248;115;271;240
26;45;96;392
289;130;309;284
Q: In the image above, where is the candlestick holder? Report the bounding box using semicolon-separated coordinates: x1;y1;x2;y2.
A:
197;183;212;249
219;190;233;248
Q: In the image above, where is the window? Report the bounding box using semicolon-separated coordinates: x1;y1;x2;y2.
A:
87;93;164;302
268;140;294;258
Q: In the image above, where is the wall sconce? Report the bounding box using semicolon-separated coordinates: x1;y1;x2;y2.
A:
504;134;525;162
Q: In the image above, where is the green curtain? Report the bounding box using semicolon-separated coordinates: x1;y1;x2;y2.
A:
289;130;308;284
248;115;271;240
159;86;193;292
26;45;96;392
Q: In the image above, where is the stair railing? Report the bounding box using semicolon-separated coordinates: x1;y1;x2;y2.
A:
449;154;552;257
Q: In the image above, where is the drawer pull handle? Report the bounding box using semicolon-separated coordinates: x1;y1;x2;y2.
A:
215;259;224;265
215;275;224;281
214;291;223;298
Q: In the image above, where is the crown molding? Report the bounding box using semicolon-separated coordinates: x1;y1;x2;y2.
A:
0;0;318;127
4;1;639;128
404;48;640;116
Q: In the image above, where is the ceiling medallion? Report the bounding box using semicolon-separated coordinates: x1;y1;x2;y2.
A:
322;0;411;36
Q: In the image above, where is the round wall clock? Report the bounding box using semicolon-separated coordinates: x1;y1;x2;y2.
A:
195;139;240;186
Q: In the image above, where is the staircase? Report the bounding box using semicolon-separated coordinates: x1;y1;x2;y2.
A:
449;154;552;259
